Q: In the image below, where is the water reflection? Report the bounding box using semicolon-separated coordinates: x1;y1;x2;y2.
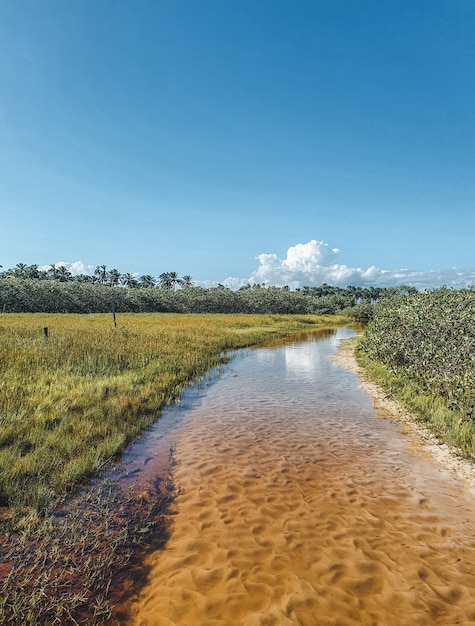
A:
284;340;334;382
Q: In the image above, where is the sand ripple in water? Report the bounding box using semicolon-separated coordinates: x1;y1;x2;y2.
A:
131;330;475;625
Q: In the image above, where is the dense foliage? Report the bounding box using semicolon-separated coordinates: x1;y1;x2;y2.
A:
0;276;401;319
359;287;475;453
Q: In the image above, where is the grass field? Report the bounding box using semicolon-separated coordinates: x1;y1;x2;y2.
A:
0;312;345;510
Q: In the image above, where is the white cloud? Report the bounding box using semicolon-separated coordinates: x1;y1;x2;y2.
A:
46;245;475;291
39;261;95;276
222;240;475;290
376;267;475;290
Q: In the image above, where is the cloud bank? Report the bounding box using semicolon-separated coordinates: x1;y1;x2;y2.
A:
47;240;475;292
39;261;96;275
223;240;475;291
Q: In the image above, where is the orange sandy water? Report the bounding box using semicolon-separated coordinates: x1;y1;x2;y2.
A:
129;329;475;625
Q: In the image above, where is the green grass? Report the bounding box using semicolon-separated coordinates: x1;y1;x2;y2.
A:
0;312;346;509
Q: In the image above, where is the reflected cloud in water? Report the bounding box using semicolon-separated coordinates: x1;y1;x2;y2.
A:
283;327;357;382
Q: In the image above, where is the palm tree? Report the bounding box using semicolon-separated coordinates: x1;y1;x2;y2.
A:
120;273;138;288
94;265;108;284
26;264;41;279
181;275;194;288
159;272;173;290
56;265;72;282
74;274;95;283
47;264;60;280
13;263;28;278
139;275;156;288
168;271;181;291
108;268;121;286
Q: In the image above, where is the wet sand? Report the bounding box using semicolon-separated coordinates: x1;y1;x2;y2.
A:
130;330;475;625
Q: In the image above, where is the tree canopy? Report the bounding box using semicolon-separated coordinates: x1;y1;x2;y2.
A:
0;263;410;318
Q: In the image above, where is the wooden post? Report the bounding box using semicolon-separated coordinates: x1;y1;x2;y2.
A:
112;303;117;328
43;327;49;341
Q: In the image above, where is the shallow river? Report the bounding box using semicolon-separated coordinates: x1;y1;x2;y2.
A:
126;327;475;625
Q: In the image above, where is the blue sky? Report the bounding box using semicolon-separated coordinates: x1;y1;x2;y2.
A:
1;0;474;289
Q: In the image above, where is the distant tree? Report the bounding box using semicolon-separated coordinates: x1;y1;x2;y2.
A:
73;274;96;284
11;263;29;278
108;268;121;286
181;275;194;288
121;273;138;288
24;264;42;279
94;265;108;284
139;275;156;288
159;272;173;290
47;264;61;280
167;271;181;291
315;283;338;297
56;265;72;282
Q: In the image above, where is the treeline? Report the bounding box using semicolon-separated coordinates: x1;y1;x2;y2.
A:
0;276;411;317
0;263;192;289
359;287;475;455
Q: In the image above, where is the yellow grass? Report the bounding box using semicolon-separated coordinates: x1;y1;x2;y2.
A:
0;312;345;508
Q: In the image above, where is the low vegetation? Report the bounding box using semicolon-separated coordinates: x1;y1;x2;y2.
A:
1;478;169;625
0;312;346;624
358;287;475;458
0;274;406;319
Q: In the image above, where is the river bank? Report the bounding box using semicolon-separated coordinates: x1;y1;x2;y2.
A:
333;336;475;492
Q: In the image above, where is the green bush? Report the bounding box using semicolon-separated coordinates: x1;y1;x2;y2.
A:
359;287;475;453
0;278;388;315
